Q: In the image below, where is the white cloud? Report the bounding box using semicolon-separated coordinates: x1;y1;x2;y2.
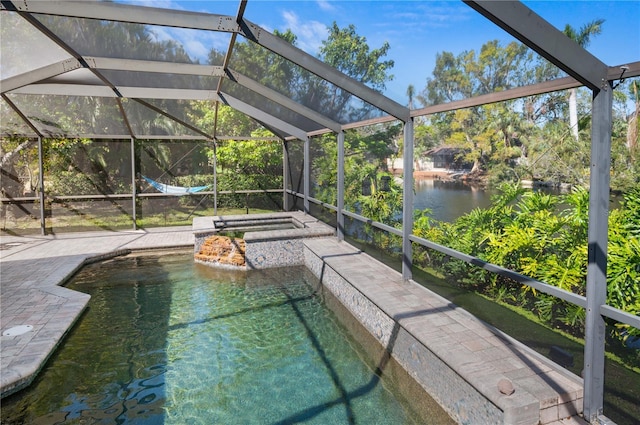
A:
316;0;335;12
183;39;210;61
149;27;230;63
187;32;230;62
149;26;172;42
117;0;182;10
117;0;222;62
281;10;328;54
413;3;472;27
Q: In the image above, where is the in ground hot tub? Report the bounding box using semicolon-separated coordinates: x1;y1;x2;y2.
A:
193;212;335;269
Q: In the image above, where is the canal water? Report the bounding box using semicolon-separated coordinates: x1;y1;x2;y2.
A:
412;178;582;222
413;179;493;222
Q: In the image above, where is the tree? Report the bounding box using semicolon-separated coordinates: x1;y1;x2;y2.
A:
319;22;394;93
563;19;605;140
423;51;471;104
628;79;640;157
420;41;532;176
208;21;399;208
189;102;281;179
190;102;260;139
423;41;529;105
420;40;535;173
417;33;638;187
312;22;395;122
406;84;416;109
413;120;440;158
466;40;529;95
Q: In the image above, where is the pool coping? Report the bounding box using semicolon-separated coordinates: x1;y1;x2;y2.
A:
192;211;334;243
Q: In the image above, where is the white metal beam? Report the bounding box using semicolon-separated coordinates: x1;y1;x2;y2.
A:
9;84;116;97
4;0;410;124
132;98;214;140
121;87;218;100
1;94;42;137
402;118;414;281
0;58;82;93
3;1;239;32
87;57;227;77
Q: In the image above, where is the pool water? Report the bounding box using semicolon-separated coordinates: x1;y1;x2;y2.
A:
1;252;444;424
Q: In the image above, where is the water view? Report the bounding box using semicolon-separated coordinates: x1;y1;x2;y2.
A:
412;178;582;222
413;179;493;222
1;253;451;425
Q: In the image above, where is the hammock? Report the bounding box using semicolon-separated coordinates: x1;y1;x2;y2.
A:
142;175;209;195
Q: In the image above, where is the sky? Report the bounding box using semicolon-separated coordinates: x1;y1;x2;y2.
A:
126;0;639;105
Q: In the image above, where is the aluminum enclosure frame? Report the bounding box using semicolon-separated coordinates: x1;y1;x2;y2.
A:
1;1;639;423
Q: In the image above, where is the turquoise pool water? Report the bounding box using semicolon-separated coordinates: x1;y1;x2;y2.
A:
1;252;446;424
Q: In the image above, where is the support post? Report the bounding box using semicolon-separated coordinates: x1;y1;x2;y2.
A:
402;118;414;281
583;82;613;423
303;136;310;214
337;131;345;241
283;140;290;211
130;137;137;230
37;136;46;235
213;141;218;216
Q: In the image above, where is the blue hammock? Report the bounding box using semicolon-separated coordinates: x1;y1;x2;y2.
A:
142;175;209;195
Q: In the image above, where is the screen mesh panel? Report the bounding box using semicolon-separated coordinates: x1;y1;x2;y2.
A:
0;11;71;80
6;94;128;137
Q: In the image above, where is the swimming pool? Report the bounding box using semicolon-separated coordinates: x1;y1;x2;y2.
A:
1;252;453;424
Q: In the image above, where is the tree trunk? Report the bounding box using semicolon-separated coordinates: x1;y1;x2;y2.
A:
628;114;638;157
1;139;37;169
569;88;579;140
627;83;639;158
471;158;482;174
